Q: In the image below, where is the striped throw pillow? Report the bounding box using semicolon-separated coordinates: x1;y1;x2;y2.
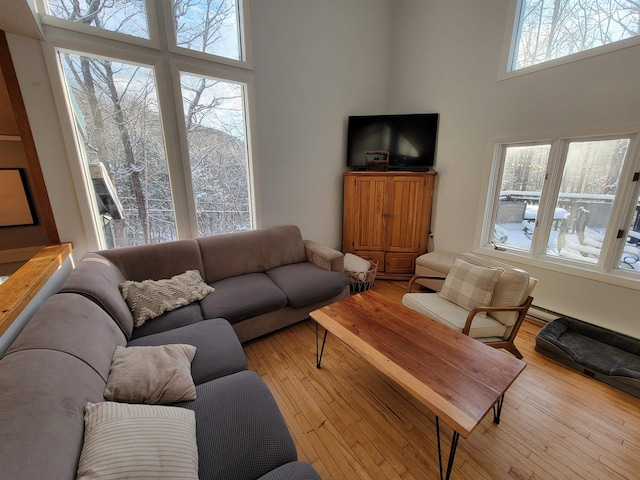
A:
77;402;198;480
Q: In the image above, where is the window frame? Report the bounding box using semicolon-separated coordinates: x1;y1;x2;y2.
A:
498;0;640;81
475;124;640;291
36;0;256;250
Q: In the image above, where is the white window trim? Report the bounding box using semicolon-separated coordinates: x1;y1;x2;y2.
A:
36;0;161;50
168;58;257;238
37;0;257;248
474;123;640;291
498;0;640;81
162;0;253;70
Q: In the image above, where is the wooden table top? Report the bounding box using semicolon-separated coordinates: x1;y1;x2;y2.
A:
309;289;526;437
0;243;72;337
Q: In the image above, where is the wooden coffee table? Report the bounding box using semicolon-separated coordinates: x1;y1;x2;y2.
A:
310;289;526;480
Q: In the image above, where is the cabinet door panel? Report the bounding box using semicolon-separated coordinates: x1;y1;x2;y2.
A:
385;253;417;274
386;176;426;252
351;176;388;251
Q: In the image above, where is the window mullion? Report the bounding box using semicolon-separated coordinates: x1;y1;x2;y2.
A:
150;1;199;240
154;58;198;240
531;140;565;257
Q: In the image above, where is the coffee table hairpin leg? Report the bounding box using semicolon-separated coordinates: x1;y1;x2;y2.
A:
436;417;460;480
493;394;505;424
315;322;328;368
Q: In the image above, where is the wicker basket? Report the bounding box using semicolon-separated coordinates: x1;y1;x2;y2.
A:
346;258;378;293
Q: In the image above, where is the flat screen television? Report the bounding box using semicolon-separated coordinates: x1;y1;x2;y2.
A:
346;113;439;171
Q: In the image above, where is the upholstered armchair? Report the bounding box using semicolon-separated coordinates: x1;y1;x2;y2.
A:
402;254;537;359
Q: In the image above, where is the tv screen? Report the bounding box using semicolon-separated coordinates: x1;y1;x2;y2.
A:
346;113;439;171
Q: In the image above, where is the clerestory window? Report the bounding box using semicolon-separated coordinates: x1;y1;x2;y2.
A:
479;126;640;282
36;0;252;249
507;0;640;73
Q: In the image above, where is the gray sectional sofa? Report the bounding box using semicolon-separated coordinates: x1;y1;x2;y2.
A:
0;225;349;479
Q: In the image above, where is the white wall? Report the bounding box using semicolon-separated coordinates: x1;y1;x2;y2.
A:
250;0;393;248
7;33;90;260
389;0;640;337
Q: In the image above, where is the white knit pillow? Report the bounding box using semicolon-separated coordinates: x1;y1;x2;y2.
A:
77;402;198;480
120;270;214;327
438;258;503;315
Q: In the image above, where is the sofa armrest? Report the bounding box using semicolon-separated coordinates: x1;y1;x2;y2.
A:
407;274;447;293
304;240;344;271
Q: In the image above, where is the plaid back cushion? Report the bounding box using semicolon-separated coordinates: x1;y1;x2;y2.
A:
438;258;504;314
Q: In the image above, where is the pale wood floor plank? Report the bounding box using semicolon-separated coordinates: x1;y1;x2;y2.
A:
244;281;640;479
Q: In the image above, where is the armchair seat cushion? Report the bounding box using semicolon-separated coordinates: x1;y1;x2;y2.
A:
402;293;507;339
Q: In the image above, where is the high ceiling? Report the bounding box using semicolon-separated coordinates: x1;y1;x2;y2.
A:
0;0;43;40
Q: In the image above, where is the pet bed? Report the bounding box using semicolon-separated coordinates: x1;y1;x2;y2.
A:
535;317;640;398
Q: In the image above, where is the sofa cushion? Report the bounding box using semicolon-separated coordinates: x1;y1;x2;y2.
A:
77;402;198;480
256;462;322;480
266;262;349;309
130;302;205;339
128;319;248;384
196;225;308;283
0;350;107;480
59;253;135;338
257;225;307;271
197;229;265;282
177;370;297;480
6;293;126;382
438;258;503;315
99;239;204;282
200;273;288;324
414;251;459;291
120;270;214;327
104;344;197;404
402;293;507;339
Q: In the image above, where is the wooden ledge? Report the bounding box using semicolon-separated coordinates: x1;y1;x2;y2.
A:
0;243;72;337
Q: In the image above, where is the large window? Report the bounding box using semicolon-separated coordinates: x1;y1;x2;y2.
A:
37;0;252;249
509;0;640;72
482;127;640;279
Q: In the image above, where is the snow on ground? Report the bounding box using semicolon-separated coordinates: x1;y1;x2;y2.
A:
495;222;639;270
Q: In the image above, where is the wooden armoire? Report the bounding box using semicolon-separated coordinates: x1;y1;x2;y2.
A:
342;171;436;279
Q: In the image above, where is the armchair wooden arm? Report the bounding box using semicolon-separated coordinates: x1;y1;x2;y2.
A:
407;274;447;293
462;296;534;359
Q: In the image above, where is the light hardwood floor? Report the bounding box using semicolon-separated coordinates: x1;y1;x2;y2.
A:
243;281;640;479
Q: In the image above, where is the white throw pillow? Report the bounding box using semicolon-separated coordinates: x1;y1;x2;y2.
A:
77;402;198;480
120;270;214;327
344;253;372;273
438;258;504;315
